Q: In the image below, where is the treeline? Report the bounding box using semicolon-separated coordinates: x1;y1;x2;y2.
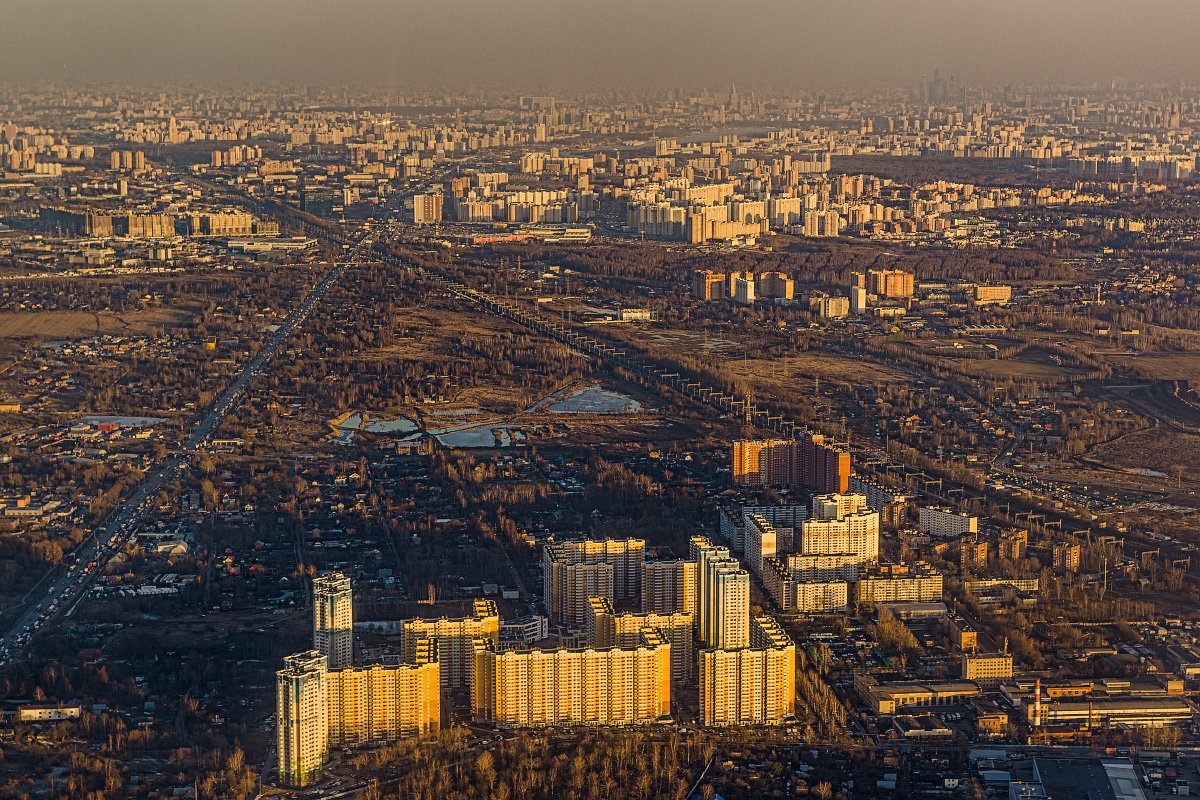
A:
349;729;713;800
254;261;591;415
482;237;1074;293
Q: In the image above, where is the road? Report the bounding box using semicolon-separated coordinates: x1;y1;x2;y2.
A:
0;231;376;665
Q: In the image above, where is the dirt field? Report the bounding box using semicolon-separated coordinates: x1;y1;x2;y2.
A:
1089;428;1200;486
606;325;912;385
1104;382;1200;433
1110;352;1200;380
730;352;912;386
953;357;1083;381
0;309;196;338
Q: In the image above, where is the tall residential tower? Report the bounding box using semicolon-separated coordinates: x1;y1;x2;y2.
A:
313;572;353;668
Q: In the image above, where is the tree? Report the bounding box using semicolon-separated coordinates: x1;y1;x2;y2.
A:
200;479;218;511
475;750;496;792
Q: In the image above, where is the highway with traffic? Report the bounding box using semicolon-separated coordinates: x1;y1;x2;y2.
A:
0;230;375;665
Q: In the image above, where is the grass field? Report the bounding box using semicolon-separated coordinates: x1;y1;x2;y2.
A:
0;309;196;338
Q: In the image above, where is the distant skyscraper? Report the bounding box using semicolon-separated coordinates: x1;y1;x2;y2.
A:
313;572;353;669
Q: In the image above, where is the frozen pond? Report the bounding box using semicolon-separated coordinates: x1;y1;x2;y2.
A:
431;423;539;448
361;417;418;434
435;427;502;448
334;412;418;434
547;385;642;414
330;411;419;445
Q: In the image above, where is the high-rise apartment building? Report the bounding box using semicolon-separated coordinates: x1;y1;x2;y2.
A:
998;528;1028;562
545;560;612;626
472;632;671;726
762;556;851;612
720;504;807;554
762;558;849;613
918;507;978;538
642;559;698;616
277;645;440;787
279;576;440;787
731;439;780;487
543;539;645;625
692;269;726;300
812;492;868;520
693;537;750;650
1052;542;1081;573
709;564;750;650
396;599;500;690
960;536;989;572
313;572;353;669
326;642;441;744
855;562;944;604
780;552;862;581
725;270;755;297
810;294;850;319
586;597;695;679
699;617;796;726
866;269;914;299
276;651;330;787
413;192;443;224
744;513;777;576
799;507;879;564
733;277;756;305
731;437;851;493
851;286;868;314
758;271;795;300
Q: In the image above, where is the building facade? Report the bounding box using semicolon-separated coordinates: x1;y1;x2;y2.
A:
699;618;796;726
855;562;945;604
586;597;695;679
642;559;698;616
472;634;671;726
396;599;500;690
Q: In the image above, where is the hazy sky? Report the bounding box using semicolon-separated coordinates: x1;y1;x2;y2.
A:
5;0;1200;91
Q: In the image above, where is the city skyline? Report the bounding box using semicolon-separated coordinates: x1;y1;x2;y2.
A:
3;9;1200;795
